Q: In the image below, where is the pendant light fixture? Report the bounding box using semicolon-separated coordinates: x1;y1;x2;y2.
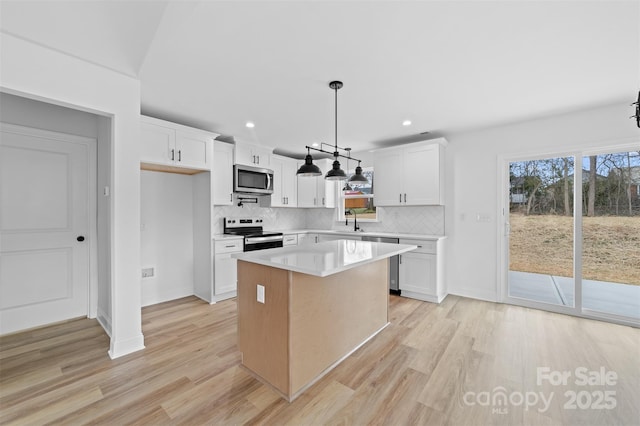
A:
298;80;364;179
349;161;369;184
296;147;322;176
325;81;347;180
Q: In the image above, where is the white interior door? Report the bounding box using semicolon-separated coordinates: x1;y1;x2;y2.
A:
1;124;91;334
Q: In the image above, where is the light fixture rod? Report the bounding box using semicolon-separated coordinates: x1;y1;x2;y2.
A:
304;145;362;163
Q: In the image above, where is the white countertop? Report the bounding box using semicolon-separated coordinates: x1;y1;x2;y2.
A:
233;239;417;277
275;229;446;240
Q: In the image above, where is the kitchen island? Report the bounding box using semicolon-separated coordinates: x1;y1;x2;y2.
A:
233;239;417;401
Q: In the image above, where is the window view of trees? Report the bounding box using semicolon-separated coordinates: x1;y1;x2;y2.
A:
510;152;640;217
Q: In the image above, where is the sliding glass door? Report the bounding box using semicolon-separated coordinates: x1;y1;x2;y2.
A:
581;151;640;321
507;156;576;308
503;149;640;325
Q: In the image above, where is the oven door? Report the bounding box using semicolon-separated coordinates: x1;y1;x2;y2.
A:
244;235;284;251
234;164;274;194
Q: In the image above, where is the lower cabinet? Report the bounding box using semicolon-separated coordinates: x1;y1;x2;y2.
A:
399;239;446;303
214;238;243;301
298;233;319;245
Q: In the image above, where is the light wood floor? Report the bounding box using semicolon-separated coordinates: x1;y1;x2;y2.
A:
1;295;639;425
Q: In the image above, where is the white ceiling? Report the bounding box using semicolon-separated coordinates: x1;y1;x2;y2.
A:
1;1;638;157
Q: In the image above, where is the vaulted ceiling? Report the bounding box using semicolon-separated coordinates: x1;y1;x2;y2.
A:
1;1;638;157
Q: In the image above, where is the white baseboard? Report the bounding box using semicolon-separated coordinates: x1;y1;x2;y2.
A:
448;286;498;303
96;308;112;337
108;333;145;359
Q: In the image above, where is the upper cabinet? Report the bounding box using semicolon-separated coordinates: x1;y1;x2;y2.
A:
297;158;336;208
271;154;298;207
374;139;446;206
140;116;217;173
234;142;273;168
213;141;234;205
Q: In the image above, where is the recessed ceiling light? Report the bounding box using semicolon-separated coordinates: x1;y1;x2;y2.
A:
245;122;255;128
312;143;319;147
402;120;412;126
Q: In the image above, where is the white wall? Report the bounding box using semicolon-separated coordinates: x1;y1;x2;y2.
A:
445;102;639;302
1;33;144;358
140;171;195;306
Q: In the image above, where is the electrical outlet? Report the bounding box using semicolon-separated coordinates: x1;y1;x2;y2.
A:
141;267;154;278
257;284;265;304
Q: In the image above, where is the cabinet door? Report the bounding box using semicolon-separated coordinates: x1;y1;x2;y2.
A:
252;146;271;167
399;252;437;296
298;233;318;245
214;253;237;295
315;159;335;208
403;144;441;205
234;143;254;166
213;141;234;205
374;149;403;206
141;122;175;165
175;131;211;170
270;156;285;207
282;158;298;207
297;168;318;208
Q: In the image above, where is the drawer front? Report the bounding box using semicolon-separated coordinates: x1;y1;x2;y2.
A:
283;234;298;246
399;239;437;254
215;239;243;254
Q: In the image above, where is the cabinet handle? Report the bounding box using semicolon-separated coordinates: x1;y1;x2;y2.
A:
322;197;325;205
252;155;256;163
230;193;233;202
257;155;260;164
225;244;236;248
399;255;402;264
399;193;402;203
178;150;182;162
171;149;175;161
417;245;423;248
404;193;407;203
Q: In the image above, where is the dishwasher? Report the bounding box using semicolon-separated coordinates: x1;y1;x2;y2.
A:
362;236;400;294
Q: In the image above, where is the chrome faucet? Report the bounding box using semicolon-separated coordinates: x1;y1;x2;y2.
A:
346;209;360;232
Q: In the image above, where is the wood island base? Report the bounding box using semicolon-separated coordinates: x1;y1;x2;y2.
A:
237;258;389;401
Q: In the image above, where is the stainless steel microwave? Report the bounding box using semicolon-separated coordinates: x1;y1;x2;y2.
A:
234;164;274;194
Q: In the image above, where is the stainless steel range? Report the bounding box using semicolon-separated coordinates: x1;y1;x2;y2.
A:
223;217;283;251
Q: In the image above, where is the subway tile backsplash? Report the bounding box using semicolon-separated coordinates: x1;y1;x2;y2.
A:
306;205;445;235
213;204;444;236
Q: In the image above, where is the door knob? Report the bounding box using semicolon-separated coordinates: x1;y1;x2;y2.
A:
77;236;85;242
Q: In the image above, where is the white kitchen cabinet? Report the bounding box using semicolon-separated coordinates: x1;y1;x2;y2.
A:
398;238;446;303
271;155;298;207
235;142;272;167
213;238;243;300
140;116;216;172
298;233;319;245
213;141;234;205
297;159;336;208
374;139;446;206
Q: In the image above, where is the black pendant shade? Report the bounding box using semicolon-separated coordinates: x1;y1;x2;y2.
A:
349;162;368;184
296;150;322;176
326;159;346;180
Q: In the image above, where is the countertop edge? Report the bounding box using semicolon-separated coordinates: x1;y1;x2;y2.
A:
233;241;417;277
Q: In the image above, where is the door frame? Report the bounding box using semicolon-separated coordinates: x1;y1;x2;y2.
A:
0;122;98;321
497;139;640;328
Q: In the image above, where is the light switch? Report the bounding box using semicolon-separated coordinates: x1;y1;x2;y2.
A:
257;284;265;304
